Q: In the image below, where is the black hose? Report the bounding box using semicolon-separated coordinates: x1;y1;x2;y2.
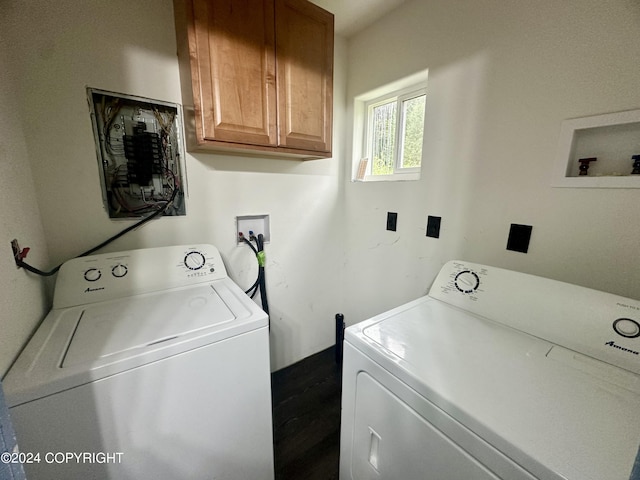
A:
242;236;258;256
257;234;269;317
242;237;260;298
247;282;260;299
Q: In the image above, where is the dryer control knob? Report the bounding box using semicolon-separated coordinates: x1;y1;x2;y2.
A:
454;270;480;294
84;268;101;282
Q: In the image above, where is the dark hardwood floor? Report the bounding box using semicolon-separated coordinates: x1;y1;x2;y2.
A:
271;347;342;480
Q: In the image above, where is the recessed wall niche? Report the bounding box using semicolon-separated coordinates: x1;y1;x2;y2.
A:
552;109;640;189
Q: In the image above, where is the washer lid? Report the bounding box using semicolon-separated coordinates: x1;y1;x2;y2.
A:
62;284;234;368
3;277;268;407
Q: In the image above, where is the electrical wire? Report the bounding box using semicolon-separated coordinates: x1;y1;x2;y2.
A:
108;161;178;215
15;183;179;277
103;103;181;217
102;98;124;158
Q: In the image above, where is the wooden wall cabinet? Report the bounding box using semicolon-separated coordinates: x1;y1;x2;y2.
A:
173;0;334;159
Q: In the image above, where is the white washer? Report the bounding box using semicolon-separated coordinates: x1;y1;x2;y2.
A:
3;244;274;480
340;260;640;480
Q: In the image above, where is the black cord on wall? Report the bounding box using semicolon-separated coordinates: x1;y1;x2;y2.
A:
15;185;178;277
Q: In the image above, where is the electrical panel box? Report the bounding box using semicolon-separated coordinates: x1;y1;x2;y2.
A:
88;88;186;218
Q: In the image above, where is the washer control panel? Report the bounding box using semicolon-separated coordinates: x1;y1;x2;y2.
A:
54;244;227;308
429;260;640;375
83;264;130;282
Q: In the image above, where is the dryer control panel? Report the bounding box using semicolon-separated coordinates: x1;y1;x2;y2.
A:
435;262;488;301
429;260;640;375
54;244;227;308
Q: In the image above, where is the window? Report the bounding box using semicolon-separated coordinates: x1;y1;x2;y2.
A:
353;70;428;182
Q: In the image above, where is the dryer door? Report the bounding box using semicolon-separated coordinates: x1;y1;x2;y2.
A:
340;342;538;480
350;372;501;480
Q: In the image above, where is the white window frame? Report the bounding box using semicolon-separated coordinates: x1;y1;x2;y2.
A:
352;70;428;183
364;87;426;177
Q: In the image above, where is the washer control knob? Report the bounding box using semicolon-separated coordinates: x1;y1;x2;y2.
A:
454;270;480;293
613;318;640;338
112;264;128;278
84;268;101;282
184;251;206;271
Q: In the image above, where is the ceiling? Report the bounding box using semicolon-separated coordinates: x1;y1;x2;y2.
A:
310;0;408;37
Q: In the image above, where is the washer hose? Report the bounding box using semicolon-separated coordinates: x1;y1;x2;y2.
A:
256;234;270;318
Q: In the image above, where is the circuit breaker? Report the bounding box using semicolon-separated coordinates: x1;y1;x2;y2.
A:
88;88;186;218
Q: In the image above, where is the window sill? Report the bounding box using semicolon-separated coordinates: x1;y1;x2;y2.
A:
353;172;421;183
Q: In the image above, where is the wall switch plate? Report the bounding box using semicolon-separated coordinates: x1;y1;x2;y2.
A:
506;224;532;253
426;216;441;238
236;215;270;244
386;212;398;231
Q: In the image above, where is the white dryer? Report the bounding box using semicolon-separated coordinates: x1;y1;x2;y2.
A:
340;260;640;480
3;244;274;480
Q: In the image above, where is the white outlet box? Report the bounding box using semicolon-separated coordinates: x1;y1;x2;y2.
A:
236;215;270;244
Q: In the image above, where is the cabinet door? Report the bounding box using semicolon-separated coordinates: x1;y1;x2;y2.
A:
191;0;277;147
275;0;333;154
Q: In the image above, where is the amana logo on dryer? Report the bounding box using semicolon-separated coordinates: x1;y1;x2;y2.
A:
84;287;105;293
605;341;639;356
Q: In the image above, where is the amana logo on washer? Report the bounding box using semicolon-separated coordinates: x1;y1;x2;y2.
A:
605;341;639;356
84;287;105;293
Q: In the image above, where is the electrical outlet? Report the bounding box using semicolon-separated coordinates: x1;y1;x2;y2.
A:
506;224;532;253
386;212;398;231
11;239;21;268
236;215;270;244
426;216;441;238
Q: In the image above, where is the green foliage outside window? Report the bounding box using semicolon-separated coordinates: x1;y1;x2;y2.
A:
369;94;425;175
371;101;397;175
401;95;425;169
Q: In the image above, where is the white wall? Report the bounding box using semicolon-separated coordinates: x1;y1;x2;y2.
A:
343;0;640;324
4;0;638;374
0;27;51;377
2;0;346;371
